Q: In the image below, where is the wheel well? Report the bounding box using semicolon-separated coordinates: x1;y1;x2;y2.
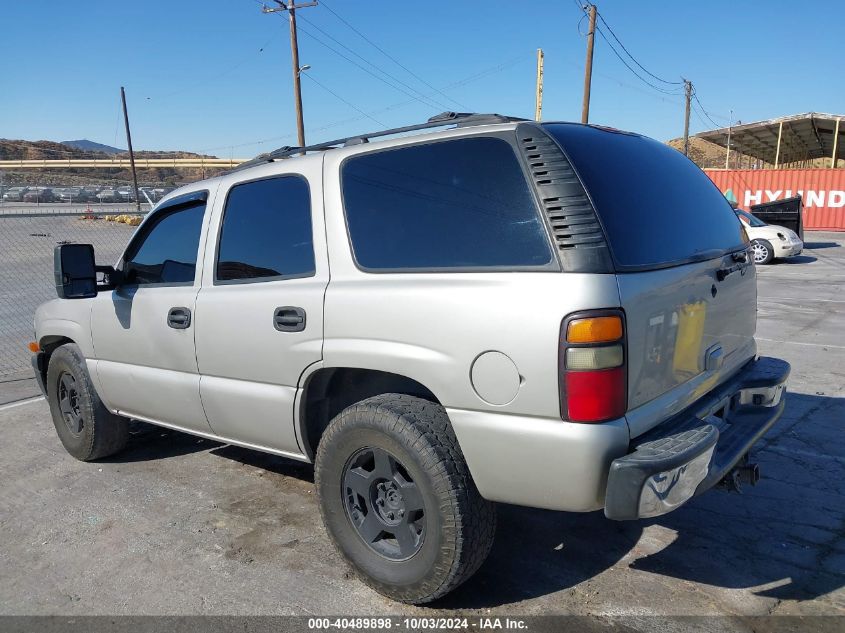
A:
301;368;440;459
36;336;74;382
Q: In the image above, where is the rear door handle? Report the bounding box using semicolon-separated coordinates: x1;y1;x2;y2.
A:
274;306;306;332
167;307;192;329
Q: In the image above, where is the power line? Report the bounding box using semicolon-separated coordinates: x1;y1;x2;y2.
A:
301;72;387;127
593;25;683;96
193;53;529;154
143;30;281;102
318;0;468;110
691;89;730;124
276;13;443;111
284;11;454;112
593;10;682;85
574;2;683;97
691;88;727;128
690;101;714;131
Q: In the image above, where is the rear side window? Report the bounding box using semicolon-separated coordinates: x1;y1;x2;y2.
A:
544;124;746;269
341;136;554;270
216;176;315;282
123;201;206;285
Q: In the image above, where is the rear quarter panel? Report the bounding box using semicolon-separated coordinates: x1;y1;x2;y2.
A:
321;144;622;418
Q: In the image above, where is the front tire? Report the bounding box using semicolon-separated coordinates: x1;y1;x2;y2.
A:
751;239;774;264
315;394;496;604
46;344;129;461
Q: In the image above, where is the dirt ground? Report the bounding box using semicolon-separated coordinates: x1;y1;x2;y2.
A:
0;232;843;623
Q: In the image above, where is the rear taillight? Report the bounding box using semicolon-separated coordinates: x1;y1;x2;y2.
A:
560;310;626;423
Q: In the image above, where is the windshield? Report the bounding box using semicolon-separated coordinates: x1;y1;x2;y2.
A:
543;123;747;269
735;209;767;227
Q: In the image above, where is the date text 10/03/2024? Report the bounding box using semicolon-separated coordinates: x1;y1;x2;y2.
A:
307;617;528;630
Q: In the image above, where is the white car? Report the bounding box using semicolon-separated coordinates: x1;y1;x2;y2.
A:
735;209;803;264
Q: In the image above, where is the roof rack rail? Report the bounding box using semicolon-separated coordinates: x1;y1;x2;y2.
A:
230;112;525;172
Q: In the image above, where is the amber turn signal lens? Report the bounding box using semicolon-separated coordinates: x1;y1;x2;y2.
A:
28;342;40;353
567;316;623;344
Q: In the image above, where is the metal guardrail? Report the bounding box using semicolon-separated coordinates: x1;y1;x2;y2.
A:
0;210;145;380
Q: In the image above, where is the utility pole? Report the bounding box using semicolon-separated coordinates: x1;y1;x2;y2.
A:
262;0;318;148
682;79;692;157
534;48;544;122
725;109;733;169
120;86;141;213
581;3;597;124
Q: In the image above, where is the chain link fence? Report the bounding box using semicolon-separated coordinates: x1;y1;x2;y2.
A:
0;209;146;381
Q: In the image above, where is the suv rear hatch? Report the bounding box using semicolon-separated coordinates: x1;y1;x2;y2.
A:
543;124;756;437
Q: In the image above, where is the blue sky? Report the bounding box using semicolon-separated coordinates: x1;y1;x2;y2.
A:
1;1;842;156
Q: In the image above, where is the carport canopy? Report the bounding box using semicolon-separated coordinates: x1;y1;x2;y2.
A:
696;112;844;167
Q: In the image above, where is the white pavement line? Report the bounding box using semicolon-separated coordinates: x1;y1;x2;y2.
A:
756;337;845;350
0;396;45;412
758;297;845;304
758;272;845;280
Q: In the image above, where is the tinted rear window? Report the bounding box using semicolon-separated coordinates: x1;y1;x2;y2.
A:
341;136;554;270
544;124;746;269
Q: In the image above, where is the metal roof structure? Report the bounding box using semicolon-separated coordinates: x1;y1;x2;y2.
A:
696;112;844;168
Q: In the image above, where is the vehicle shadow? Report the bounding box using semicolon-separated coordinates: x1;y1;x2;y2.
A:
100;420;219;463
437;391;845;608
209;444;315;483
769;255;817;265
437;505;642;609
625;392;845;603
803;241;840;250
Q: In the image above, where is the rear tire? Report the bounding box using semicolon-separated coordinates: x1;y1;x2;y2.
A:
751;239;774;264
46;344;129;461
315;394;496;604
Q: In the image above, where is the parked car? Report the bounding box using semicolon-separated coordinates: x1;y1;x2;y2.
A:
32;113;790;604
2;186;29;201
116;186;134;202
23;188;54;203
56;188;77;202
96;189;121;203
735;208;803;264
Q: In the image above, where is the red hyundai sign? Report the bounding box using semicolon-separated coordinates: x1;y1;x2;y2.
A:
705;169;845;231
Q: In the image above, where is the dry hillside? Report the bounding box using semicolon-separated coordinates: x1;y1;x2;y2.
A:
665;136;755;169
0;139;227;187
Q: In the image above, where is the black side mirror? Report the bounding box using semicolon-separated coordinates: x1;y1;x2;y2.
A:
54;244;97;299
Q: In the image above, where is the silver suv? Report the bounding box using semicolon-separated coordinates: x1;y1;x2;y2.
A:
32;113;790;603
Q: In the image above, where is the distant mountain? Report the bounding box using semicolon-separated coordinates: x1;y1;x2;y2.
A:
61;139;124;154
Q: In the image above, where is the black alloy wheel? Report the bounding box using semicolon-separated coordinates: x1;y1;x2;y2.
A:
57;371;84;436
343;446;426;560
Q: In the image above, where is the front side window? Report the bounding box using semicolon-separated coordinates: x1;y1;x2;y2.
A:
341;136;554;270
123;201;206;285
216;176;315;282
